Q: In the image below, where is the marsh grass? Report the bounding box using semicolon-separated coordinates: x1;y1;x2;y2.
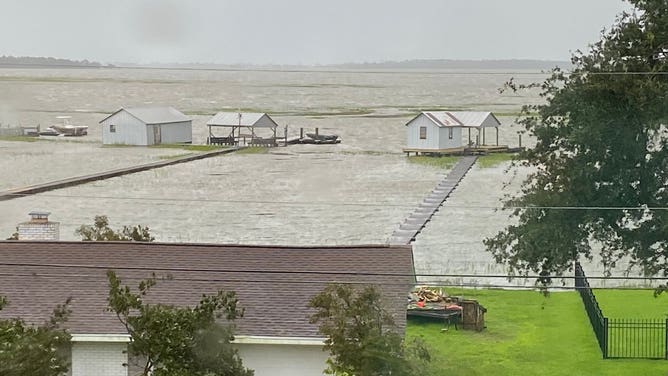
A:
477;153;516;168
408;155;459;169
151;144;227;152
235;146;268;154
0;136;42;142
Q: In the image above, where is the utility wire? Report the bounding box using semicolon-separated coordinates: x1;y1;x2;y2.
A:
4;192;668;211
0;270;661;291
0;261;665;281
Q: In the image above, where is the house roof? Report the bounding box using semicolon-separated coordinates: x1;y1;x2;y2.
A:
408;111;502;128
0;241;413;339
99;107;191;125
206;112;279;128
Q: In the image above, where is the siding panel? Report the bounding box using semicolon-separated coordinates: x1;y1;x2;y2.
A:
71;342;127;376
236;344;328;376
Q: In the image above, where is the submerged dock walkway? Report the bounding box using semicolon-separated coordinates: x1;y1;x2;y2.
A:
0;147;242;202
389;156;478;245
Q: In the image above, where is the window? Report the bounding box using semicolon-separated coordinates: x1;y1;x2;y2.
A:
110;124;116;133
448;127;453;139
419;126;427;140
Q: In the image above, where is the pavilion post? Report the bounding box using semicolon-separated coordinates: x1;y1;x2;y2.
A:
496;127;499;146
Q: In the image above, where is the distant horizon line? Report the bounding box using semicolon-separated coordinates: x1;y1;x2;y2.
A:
0;55;571;69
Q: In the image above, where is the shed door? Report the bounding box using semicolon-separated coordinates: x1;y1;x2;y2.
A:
153;125;161;144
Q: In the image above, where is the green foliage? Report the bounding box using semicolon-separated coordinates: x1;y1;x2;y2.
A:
106;271;253;376
485;0;668;277
76;215;155;242
309;284;430;376
0;296;72;376
6;227;18;240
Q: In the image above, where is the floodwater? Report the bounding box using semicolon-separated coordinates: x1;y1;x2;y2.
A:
0;67;637;286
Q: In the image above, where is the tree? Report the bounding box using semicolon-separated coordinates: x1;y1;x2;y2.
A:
309;284;430;376
485;0;668;278
106;271;253;376
6;227;18;240
0;296;72;376
76;215;155;242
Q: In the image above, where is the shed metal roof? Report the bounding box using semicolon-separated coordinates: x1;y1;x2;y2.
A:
409;111;502;128
0;241;413;338
100;107;191;125
207;112;279;128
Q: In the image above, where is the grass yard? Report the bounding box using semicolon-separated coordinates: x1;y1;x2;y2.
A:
406;289;668;376
595;289;668;319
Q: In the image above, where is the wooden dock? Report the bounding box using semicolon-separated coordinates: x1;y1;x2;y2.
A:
0;147;242;202
389;156;478;244
403;145;516;156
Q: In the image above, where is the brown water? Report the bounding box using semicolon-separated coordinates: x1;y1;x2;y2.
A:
0;67;639;286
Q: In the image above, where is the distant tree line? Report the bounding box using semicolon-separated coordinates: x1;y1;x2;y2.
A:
0;55;113;68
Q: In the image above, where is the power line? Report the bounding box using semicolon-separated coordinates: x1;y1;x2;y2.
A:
0;261;665;281
4;191;668;211
0;270;661;291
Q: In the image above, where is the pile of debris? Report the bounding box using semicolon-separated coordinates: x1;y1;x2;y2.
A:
407;286;461;310
407;286;487;331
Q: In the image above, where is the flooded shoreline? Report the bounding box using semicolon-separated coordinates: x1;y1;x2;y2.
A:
0;67;637;286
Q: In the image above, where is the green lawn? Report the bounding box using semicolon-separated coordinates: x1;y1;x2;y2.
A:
595;289;668;319
406;289;668;376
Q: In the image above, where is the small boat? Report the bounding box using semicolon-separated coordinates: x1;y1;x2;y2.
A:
51;116;88;136
38;127;61;136
304;133;341;144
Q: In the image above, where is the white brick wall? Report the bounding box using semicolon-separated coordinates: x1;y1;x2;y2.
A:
71;342;128;376
17;222;59;240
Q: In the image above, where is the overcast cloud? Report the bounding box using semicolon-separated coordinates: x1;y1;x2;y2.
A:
0;0;632;65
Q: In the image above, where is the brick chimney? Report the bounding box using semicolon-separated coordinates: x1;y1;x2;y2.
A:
18;211;60;241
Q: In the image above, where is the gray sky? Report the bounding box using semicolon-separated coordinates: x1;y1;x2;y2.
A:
0;0;631;65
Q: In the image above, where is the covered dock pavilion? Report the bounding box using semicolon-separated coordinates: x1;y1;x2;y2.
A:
206;112;279;146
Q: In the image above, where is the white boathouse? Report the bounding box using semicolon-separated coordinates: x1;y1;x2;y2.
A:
404;111;502;154
99;107;192;146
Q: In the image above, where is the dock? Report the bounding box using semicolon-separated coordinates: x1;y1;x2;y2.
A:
0;147;242;202
403;145;517;156
389;156;478;244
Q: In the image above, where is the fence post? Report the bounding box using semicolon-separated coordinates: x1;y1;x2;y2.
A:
665;319;668;360
603;317;609;359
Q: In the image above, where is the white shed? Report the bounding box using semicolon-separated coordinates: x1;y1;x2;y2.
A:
99;107;192;146
404;111;502;154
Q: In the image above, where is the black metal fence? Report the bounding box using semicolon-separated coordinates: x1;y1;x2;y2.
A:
575;262;668;359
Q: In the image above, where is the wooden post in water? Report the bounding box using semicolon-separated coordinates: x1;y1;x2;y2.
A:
300;127;304;139
519;134;522;148
284;125;288;147
315;128;319;136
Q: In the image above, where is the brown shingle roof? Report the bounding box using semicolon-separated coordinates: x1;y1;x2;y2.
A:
0;241;414;338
